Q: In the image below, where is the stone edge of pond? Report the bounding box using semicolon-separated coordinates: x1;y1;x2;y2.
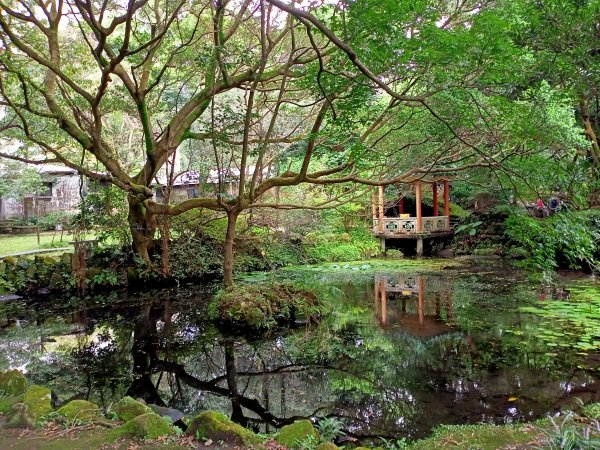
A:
2;370;600;449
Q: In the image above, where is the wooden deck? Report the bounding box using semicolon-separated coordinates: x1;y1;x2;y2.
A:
373;216;453;239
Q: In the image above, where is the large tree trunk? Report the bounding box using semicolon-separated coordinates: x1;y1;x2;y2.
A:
128;195;158;266
223;211;239;288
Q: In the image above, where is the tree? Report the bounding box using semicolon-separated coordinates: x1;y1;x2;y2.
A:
0;0;566;285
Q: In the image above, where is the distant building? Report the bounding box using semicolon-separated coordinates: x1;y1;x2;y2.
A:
154;166;272;203
0;164;82;219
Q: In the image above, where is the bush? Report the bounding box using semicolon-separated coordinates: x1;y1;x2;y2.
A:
505;211;599;279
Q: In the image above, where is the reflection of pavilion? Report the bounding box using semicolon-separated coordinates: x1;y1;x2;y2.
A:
374;275;455;337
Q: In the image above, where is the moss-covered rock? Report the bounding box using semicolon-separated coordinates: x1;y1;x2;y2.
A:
0;370;28;396
106;413;174;442
186;411;263;446
0;395;23;414
22;384;52;423
275;420;319;448
5;403;36;429
3;256;16;266
209;281;327;330
315;443;339;450
56;400;99;422
48;271;64;290
113;396;153;422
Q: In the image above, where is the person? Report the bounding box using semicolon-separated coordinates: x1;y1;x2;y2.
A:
536;197;544;209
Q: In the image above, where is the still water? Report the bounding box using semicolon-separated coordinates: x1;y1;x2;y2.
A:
0;259;598;441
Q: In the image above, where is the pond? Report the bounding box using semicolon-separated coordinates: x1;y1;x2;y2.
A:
0;259;598;442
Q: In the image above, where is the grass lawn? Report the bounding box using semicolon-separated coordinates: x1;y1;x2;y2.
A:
0;231;74;256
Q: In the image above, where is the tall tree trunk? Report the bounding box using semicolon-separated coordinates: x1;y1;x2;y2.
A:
128;195;157;266
223;211;238;288
580;101;600;168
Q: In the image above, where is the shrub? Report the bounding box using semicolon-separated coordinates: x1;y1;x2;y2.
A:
505;211;599;279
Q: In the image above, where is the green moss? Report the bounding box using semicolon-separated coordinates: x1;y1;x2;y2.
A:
409;423;538;450
57;399;100;422
5;403;36;429
315;443;339;450
209;281;328;330
3;256;16;266
275;420;319;448
0;395;23;414
22;384;52;423
186;410;263;446
113;396;153;422
0;369;28;395
107;413;174;442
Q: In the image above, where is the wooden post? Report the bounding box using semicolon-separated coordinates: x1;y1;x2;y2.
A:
443;179;450;219
432;182;438;216
378;185;384;234
399;194;404;214
416;238;423;256
371;191;377;231
415;180;422;232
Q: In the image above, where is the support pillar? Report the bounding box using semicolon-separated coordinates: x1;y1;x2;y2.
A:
416;238;423;256
371;191;377;231
378;185;384;234
399;194;404;215
380;237;386;255
443;179;450;219
432;182;438;216
415;180;422;232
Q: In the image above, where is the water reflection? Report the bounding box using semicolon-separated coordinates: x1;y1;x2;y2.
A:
0;268;598;440
374;275;454;337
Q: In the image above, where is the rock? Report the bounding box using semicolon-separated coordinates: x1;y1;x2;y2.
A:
35;255;57;266
3;257;16;267
16;258;29;270
148;404;184;423
113;396;153;422
48;271;64;290
60;253;72;266
275;420;319;448
127;267;139;281
5;403;36;429
22;384;52;423
0;395;23;414
24;264;36;279
0;370;28;396
107;413;174;442
57;400;100;422
186;411;262;446
316;443;340;450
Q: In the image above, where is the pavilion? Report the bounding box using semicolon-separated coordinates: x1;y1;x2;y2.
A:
371;178;454;256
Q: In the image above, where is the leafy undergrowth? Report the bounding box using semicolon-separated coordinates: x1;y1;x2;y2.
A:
209;281;329;330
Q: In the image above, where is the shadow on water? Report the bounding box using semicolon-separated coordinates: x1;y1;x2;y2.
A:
0;262;599;440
